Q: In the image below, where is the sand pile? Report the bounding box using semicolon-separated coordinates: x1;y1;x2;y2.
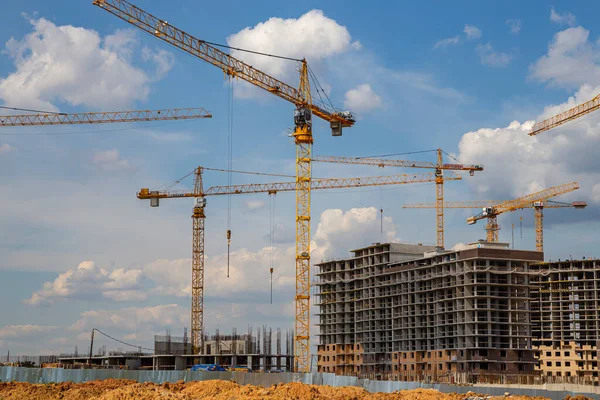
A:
0;379;586;400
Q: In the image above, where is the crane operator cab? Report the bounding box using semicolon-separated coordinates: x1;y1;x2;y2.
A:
294;107;312;128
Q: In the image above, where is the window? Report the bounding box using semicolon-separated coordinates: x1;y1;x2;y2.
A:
439;364;443;370
556;362;561;367
546;352;551;357
546;362;552;367
411;353;414;359
427;352;431;358
500;351;507;358
555;352;560;357
566;362;571;367
564;351;570;357
411;365;415;370
460;350;464;357
556;372;562;377
438;351;442;357
428;364;432;370
403;365;407;371
567;372;571;377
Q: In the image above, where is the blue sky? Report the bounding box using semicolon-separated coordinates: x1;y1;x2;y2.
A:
1;1;599;356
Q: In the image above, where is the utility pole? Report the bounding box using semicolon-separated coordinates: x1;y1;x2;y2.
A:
88;329;95;366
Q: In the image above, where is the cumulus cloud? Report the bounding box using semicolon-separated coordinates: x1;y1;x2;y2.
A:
343;84;382;113
0;324;56;340
457;81;600;204
92;149;132;172
0;17;173;111
476;43;513;67
506;19;521;34
550;8;576;27
529;27;600;90
226;10;359;98
69;304;187;333
246;200;265;211
140;207;402;299
434;36;460;50
25;261;145;305
0;143;12;154
464;25;482;40
312;207;400;261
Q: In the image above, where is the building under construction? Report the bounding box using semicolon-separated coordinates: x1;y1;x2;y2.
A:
316;241;543;380
531;259;600;382
59;326;293;371
153;326;294;371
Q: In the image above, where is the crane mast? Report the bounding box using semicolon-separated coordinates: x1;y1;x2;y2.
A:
312;149;484;249
466;183;580;246
93;0;356;371
138;168;462;356
404;199;586;252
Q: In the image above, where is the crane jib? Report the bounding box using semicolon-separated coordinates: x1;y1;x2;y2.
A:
93;0;352;126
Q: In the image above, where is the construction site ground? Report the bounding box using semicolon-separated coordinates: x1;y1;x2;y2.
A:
0;379;591;400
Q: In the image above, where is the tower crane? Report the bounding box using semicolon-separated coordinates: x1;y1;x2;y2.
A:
529;93;600;135
403;199;587;251
466;182;580;244
138;167;463;355
0;108;211;126
92;0;356;370
312;148;483;249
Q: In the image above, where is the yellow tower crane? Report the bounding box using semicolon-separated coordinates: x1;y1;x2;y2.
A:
0;107;211;126
92;0;356;370
403;199;586;251
313;149;483;249
138;167;463;356
529;93;600;135
466;182;580;243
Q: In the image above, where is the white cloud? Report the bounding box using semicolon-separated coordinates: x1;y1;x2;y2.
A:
246;200;265;210
529;27;600;90
312;207;400;261
92;149;132;171
343;84;382;113
506;19;521;34
476;43;512;67
464;25;482;40
457;82;600;204
389;71;470;102
434;36;460;50
69;304;188;333
142;47;175;80
226;10;359;98
25;261;145;305
0;143;12;154
550;8;576;27
141;207;402;299
0;17;172;111
0;325;56;340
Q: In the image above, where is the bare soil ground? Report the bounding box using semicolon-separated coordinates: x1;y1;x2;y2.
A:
0;379;588;400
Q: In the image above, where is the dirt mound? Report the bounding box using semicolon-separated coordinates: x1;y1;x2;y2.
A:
0;379;558;400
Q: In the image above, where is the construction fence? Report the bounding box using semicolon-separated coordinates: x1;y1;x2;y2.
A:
1;367;598;400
